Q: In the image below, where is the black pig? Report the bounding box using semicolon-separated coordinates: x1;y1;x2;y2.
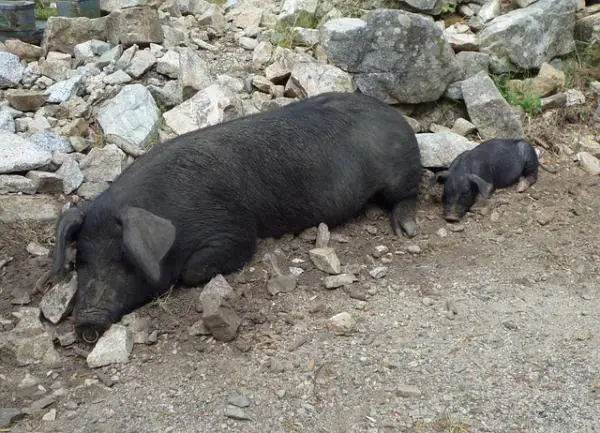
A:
432;138;539;222
52;91;422;344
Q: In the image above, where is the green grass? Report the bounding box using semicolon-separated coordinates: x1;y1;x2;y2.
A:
271;13;318;48
35;7;57;20
492;72;543;117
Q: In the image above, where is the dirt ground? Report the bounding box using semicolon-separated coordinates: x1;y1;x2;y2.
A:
2;119;600;433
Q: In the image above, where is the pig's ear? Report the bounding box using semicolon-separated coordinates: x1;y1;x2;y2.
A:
119;207;176;285
431;170;450;187
467;174;493;199
52;206;85;275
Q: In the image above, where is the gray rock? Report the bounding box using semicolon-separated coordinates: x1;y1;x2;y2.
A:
0;307;61;367
188;319;211;336
266;274;298;295
577;152;600;175
26;171;64;194
369;266;388;279
79;143;124;182
29;131;74;153
103;70;132;85
478;0;577;71
126;49;157;78
575;11;600;42
178;47;212;100
285;62;355;98
309;247;341;274
396;0;443;14
0;195;61;223
0;408;24;429
224;404;252;420
478;0;500;22
416;132;478;168
228;394;250;408
56;157;84;194
156;49;180;78
97;44;123;67
87;324;134;368
278;0;319;26
0;52;25;88
46;75;85;104
0;175;37;194
327;311;356;335
252;41;273;68
461;71;524;140
40;274;78;325
97;84;160;150
77;181;109;199
0;111;16;133
148;80;182;109
106;7;164;46
163;83;242;135
41;16;108;55
120;312;152;344
39;58;71;82
0;131;52;174
26;242;49;256
200;274;241;342
320;11;459;104
5;89;49;112
324;273;357;289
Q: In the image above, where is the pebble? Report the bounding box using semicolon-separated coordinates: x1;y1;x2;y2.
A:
490;211;500;222
188;319;211;336
448;224;465;232
42;408;56;421
364;225;378;235
396;384;422;397
228;394;250;408
26;241;49;256
315;222;330;248
327;312;356;335
349;287;368;301
422;297;434;306
369;266;388;279
536;211;554;226
323;273;357;289
224;404;252;420
309;247;341;274
406;244;421;254
372;245;389;258
275;389;286;399
436;227;448;237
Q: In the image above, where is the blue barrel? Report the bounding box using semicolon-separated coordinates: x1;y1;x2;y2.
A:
56;0;101;18
0;1;38;43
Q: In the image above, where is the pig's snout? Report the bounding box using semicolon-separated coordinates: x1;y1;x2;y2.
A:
74;310;111;344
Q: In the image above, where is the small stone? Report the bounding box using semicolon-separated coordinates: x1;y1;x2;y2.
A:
86;324;134;368
39;274;77;325
327;312;356;335
309;247;341;274
448;224;465;232
315;222;330;248
26;242;49;256
372;245;389;258
228;394;250;408
323;273;357;289
42;408;56;421
422;297;434;306
200;275;241;342
502;321;518;331
369;266;388;279
188;319;211;336
57;332;76;346
396;384;422;397
348;287;368;301
406;244;421;254
224;405;252;420
266;274;298;295
364;224;378;235
275;389;286;399
536;211;554;226
577;151;600;176
436;228;448;237
451;118;477;136
5;89;49;112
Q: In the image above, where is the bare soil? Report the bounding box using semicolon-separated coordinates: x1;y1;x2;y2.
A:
2;131;600;432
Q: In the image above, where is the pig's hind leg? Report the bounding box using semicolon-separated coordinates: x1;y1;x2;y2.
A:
180;231;257;286
516;141;539;193
379;186;419;238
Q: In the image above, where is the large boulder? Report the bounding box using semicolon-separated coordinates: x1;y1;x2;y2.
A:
106;6;164;46
41;16;108;55
478;0;578;72
320;10;459;104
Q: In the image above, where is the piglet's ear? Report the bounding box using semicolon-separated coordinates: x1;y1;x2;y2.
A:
119;207;176;286
52;206;86;275
467;174;493;199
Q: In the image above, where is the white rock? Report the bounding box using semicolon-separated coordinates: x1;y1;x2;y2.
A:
309;247;341;274
97;84;160;150
40;274;78;325
79;144;124;183
577;152;600;175
0;52;25;88
327;311;356;335
56;157;84;194
416;132;478;168
86;324;133;368
163;83;242;135
0;131;51;174
156;49;180;78
324;273;357;289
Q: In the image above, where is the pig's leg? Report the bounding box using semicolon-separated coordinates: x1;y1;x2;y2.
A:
180;234;257;286
517;142;539;193
380;187;419;238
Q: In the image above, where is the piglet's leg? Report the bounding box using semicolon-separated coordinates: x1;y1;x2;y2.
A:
181;233;257;286
517;142;540;193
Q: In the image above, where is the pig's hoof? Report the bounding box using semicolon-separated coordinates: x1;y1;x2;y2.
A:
516;178;530;193
444;214;461;223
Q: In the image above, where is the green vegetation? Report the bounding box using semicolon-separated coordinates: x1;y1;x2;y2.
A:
440;2;457;15
271;13;318;48
561;40;600;89
35;6;57;20
492;72;542;117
